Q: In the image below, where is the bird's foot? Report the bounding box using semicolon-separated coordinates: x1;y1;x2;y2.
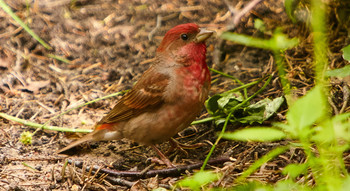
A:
166;138;206;156
147;157;174;168
150;145;175;168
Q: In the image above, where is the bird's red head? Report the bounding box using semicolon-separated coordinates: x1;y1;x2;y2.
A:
157;23;200;52
157;23;212;51
156;23;213;66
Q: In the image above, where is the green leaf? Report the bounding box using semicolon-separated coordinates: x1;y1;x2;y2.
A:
217;91;243;110
265;97;285;119
205;94;222;115
237;115;265;124
20;131;33;145
222;127;286;142
233;181;272;191
285;0;297;23
286;85;326;137
177;171;219;191
205;92;243;116
214;118;226;126
331;112;350;141
238;97;284;124
221;30;298;51
341;176;350;191
282;163;308;179
273;122;290;132
326;64;350;77
206;93;284;125
275;179;312;191
342;44;350;61
254;18;266;32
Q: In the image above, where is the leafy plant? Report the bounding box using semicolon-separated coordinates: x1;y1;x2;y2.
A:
20;131;33;145
205;91;284;125
177;171;220;191
326;46;350;77
184;0;350;190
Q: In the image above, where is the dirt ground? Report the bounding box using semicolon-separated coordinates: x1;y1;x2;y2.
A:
0;0;349;190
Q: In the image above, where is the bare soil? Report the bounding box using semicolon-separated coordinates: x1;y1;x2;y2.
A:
0;0;349;190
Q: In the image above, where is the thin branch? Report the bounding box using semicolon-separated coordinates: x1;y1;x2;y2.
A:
67;156;231;179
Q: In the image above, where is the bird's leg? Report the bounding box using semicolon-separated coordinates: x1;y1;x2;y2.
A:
150;145;175;167
166;138;206;156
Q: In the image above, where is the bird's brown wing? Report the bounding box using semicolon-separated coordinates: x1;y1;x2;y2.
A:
96;66;169;125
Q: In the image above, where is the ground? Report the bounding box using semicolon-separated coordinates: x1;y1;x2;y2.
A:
0;0;349;190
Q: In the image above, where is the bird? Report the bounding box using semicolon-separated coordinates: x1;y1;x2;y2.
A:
56;23;213;167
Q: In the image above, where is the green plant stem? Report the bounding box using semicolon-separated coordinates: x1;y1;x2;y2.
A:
47;54;71;64
209;68;242;84
191;76;269;125
228;74;273;114
191;116;221;125
274;50;290;96
200;75;272;171
22;162;39;171
311;0;328;86
224;76;266;94
0;112;92;133
0;0;52;50
210;68;248;99
310;1;339;190
200;111;233;171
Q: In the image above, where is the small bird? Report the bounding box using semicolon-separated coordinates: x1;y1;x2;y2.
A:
57;23;213;167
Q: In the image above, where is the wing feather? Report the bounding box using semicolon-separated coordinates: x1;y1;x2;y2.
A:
96;66;169;125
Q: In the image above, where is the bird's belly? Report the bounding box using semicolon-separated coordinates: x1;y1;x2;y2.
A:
122;100;203;145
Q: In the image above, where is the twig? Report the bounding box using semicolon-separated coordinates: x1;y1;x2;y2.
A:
103;176;135;188
328;96;339;114
148;15;162;41
67;156;231;179
339;84;349;114
233;0;262;27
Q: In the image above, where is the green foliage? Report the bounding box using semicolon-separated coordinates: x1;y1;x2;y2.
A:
187;0;350;190
254;18;266;32
285;0;298;23
273;180;312;191
221;29;299;52
282;163;308;179
341;44;350;61
205;91;284;125
222;127;286;142
231;179;313;191
284;86;327;139
20;131;33;145
221;29;299;104
177;171;220;191
326;64;350;78
233;181;272;191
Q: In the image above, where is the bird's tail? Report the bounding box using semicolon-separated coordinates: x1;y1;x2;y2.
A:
56;127;122;154
56;133;94;154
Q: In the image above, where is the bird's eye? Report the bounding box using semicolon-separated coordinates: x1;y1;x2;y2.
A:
180;34;188;41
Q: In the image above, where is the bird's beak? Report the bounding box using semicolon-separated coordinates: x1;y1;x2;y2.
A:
195;28;214;43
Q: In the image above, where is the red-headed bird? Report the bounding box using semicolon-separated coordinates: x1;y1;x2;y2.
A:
57;23;213;167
